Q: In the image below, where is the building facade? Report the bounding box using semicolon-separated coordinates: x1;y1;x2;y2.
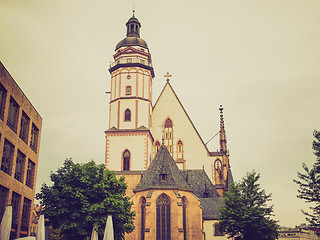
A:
105;13;233;240
278;224;320;240
0;61;42;239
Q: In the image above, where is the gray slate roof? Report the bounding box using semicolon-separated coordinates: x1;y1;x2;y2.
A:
181;169;220;199
200;197;222;220
226;168;234;191
134;145;191;192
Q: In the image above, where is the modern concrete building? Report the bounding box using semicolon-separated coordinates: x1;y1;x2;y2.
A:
0;61;42;239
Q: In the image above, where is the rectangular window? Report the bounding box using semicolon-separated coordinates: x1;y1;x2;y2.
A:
1;139;15;175
30;123;39;153
19;111;30;143
126;86;132;95
7;96;20;132
21;197;31;236
0;185;9;220
0;83;7;121
11;191;21;239
15;150;26;182
26;159;35;189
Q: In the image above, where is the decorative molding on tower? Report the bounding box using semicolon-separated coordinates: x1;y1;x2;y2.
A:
105;13;155;171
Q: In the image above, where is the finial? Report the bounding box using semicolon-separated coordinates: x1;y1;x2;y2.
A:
132;0;135;16
219;105;223;113
219;105;227;153
219;105;224;127
164;72;172;82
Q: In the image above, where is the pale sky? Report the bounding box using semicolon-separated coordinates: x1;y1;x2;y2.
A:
1;0;320;228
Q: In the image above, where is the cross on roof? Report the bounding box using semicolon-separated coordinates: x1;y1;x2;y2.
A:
164;72;172;82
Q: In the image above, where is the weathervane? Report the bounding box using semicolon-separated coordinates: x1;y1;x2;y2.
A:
164;72;172;82
132;0;135;16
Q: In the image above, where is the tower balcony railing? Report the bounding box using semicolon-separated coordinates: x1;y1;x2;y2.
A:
109;57;153;68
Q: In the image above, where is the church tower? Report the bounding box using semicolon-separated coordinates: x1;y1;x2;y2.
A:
105;12;155;171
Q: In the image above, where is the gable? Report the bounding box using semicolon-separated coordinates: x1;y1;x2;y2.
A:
152;82;213;170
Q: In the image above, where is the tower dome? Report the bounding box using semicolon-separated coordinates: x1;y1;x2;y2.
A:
115;13;149;50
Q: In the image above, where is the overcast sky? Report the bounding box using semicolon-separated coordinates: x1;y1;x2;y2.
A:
1;0;320;228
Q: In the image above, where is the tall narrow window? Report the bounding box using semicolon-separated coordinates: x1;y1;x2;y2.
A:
21;198;31;237
182;197;187;240
26;159;35;189
124;109;131;121
15;150;25;182
153;140;160;156
156;194;171;240
11;192;21;239
7;96;19;132
141;197;146;240
0;185;9;220
1;139;14;175
164;118;173;156
19;111;30;143
0;83;7;120
123;150;130;170
30;123;39;152
176;140;185;170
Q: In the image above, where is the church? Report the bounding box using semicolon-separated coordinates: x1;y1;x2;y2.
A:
105;12;233;240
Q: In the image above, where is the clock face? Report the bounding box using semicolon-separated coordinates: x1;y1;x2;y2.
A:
215;159;222;170
127;75;131;79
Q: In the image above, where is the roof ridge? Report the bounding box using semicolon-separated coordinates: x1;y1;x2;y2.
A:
134;145;191;192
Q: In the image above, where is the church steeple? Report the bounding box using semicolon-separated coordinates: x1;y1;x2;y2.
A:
106;13;155;171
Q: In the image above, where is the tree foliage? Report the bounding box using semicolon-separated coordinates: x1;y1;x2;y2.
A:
218;171;279;240
294;130;320;228
36;159;135;240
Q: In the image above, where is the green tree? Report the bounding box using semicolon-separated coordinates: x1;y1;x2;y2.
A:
36;159;135;240
218;171;279;240
294;130;320;228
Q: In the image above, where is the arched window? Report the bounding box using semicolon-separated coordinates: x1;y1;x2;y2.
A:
164;118;173;156
124;109;131;121
153;140;161;156
177;140;183;152
182;197;187;240
141;197;146;240
123;150;130;170
176;140;185;169
156;194;171;240
165;118;172;128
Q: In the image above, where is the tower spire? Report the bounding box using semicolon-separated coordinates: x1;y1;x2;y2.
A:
219;105;227;154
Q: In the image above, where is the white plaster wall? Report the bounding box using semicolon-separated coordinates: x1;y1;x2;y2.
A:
119;99;136;129
137;101;150;128
107;134;151;171
109;101;118;128
203;220;231;240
